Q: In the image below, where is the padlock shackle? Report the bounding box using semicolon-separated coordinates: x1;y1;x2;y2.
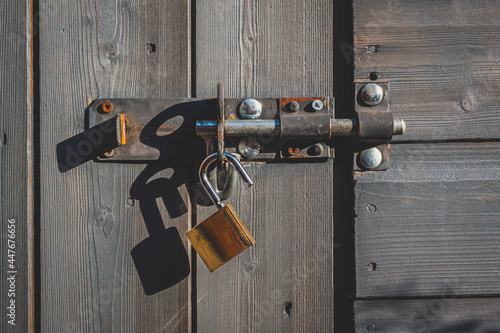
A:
199;153;254;209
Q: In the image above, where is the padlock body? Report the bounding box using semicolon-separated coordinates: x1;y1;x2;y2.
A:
186;203;256;272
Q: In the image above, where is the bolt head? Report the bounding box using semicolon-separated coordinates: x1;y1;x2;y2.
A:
360;83;384;106
311;100;324;111
359;147;382;169
239;99;262;119
289;101;300;112
238;137;261;159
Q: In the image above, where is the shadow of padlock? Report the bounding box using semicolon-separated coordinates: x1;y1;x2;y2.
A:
186;153;256;272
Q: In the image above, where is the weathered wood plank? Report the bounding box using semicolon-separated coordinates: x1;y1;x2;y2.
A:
0;0;33;331
354;0;500;141
195;0;334;331
355;298;500;333
355;142;500;298
40;0;192;331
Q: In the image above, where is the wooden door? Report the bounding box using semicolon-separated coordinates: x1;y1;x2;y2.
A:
32;0;334;332
350;1;500;332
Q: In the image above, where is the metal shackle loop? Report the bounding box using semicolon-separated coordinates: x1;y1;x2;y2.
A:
199;153;254;209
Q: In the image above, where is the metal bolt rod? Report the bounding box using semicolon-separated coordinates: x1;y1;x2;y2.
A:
197;119;406;137
197;120;281;136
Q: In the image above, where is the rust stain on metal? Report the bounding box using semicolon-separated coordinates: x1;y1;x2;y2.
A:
119;114;127;145
279;97;324;110
101;101;114;113
288;147;300;155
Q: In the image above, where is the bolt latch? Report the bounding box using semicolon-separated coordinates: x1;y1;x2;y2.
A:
87;83;405;168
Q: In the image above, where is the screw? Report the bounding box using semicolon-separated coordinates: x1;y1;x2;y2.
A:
367;263;377;271
311;100;324;111
360;83;384;106
238;137;261;159
359;147;382;169
101;101;114;113
367;204;377;212
309;144;324;156
289;101;300;112
239;99;262;119
367;45;377;54
103;149;115;158
367;324;376;332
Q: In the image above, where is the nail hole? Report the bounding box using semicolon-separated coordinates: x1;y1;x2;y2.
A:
368;263;377;271
367;324;376;332
367;204;377;212
369;72;378;81
146;43;156;54
0;132;7;147
283;302;292;317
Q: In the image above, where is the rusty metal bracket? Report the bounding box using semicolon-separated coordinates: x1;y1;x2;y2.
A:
353;81;405;171
86;83;405;166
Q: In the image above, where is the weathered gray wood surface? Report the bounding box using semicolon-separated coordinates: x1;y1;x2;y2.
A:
195;0;334;331
355;142;500;298
354;0;500;141
0;0;33;332
355;298;500;333
40;0;192;331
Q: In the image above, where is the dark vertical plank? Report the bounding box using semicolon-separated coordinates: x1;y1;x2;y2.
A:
333;0;357;331
354;143;500;298
0;0;33;332
354;0;500;141
195;1;334;331
40;0;191;331
355;298;500;333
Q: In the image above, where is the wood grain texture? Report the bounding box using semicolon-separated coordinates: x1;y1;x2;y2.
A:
355;298;500;333
354;0;500;141
0;0;33;331
195;0;334;331
40;0;192;331
355;142;500;298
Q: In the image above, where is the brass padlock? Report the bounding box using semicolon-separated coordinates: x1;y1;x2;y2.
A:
186;153;256;272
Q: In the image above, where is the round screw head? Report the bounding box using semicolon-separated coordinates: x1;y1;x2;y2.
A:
289;101;300;112
238;137;261;159
239;99;262;119
360;83;384;106
359;147;382;169
311;100;324;111
101;101;114;113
